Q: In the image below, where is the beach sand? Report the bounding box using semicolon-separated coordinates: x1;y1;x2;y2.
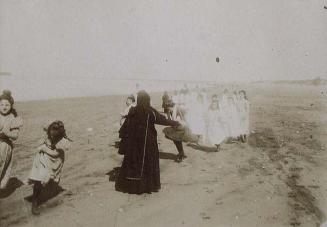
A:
0;84;326;227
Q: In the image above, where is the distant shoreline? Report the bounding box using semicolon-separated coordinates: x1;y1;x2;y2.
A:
14;82;327;104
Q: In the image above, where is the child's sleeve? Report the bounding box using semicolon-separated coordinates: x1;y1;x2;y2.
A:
38;144;60;157
56;138;71;152
10;117;23;130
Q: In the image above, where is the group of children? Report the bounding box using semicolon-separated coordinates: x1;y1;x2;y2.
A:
0;85;250;216
0;90;71;215
117;86;250;162
162;87;250;151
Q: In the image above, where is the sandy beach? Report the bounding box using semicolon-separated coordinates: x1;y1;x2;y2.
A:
0;84;326;227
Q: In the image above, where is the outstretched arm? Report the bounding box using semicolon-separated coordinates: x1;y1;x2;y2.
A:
153;109;179;127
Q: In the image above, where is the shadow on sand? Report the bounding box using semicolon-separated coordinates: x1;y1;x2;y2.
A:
159;152;177;160
187;143;219;152
0;177;24;199
106;152;177;183
106;167;120;182
24;181;64;205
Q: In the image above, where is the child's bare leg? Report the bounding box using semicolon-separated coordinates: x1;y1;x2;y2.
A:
32;181;42;215
173;140;186;162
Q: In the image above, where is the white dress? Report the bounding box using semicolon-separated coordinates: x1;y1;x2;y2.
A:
239;99;250;135
219;97;230;137
29;138;71;184
233;96;242;136
206;108;226;146
245;100;250;134
188;101;206;138
225;103;239;138
220;95;229;110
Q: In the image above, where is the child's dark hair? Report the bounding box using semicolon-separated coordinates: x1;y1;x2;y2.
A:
0;90;18;117
11;108;18;117
127;94;135;103
212;94;218;99
47;121;72;149
239;90;248;100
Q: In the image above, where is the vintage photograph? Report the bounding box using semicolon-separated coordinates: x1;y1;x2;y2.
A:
0;1;326;226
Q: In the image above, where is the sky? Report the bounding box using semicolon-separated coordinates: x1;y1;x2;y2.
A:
0;0;326;100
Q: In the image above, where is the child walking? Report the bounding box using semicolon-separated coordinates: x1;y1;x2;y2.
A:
28;121;71;215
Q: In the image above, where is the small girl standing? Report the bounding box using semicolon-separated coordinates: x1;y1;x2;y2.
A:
188;93;207;144
120;95;136;126
238;90;250;142
205;95;226;151
232;91;243;139
226;97;239;139
0;90;23;189
28;121;71;215
117;95;136;154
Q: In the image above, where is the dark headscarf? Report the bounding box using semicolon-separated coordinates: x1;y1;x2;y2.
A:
137;90;151;110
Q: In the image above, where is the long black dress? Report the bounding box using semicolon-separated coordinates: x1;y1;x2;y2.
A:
115;105;179;194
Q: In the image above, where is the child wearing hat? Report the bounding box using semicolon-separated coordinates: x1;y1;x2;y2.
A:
0;90;23;189
28;121;71;215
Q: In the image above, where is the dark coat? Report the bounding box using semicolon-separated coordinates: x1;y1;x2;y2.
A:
115;106;179;194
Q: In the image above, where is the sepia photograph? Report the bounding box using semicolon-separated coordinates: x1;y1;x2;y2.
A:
0;0;327;226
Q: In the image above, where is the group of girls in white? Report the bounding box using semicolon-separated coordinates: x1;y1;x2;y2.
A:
163;87;250;152
0;90;71;215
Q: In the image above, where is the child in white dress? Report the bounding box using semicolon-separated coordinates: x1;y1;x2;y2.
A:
0;91;23;189
232;91;242;139
226;97;239;139
120;95;136;126
188;93;206;144
219;90;230;138
205;95;226;151
238;90;250;142
28;121;71;215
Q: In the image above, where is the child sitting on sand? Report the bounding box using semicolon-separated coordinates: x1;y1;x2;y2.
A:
28;121;71;215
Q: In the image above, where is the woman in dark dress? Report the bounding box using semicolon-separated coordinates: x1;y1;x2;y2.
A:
115;90;180;194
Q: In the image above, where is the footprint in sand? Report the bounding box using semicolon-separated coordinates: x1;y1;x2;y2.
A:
200;212;211;220
290;219;301;226
216;201;223;205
